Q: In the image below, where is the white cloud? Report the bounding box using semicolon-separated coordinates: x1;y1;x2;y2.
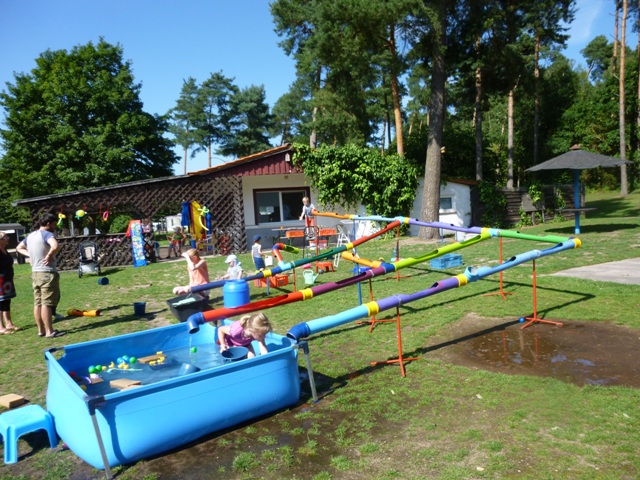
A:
566;0;608;46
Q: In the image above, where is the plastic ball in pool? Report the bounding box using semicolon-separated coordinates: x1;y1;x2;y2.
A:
129;357;137;364
190;347;197;353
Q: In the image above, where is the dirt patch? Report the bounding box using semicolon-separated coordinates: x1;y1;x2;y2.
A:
423;313;640;388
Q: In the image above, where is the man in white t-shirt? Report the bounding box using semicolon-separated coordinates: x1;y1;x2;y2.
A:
16;213;66;338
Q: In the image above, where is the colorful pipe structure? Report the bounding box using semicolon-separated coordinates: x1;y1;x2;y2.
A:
315;211;571;245
189;211;568;298
186;230;491;333
186;210;578;334
286;239;581;341
187;228;578;335
188;219;401;298
186;220;401;332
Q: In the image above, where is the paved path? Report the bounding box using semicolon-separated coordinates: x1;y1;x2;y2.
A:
552;258;640;285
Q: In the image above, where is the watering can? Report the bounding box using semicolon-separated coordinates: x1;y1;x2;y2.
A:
303;269;319;285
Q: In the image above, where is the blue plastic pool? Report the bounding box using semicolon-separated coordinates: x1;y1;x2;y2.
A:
45;321;300;469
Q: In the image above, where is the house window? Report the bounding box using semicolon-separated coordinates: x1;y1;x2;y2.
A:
439;196;453;212
254;188;309;224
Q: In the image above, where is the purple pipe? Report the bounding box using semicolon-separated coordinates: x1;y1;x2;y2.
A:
287;239;580;341
409;220;485;236
287;274;463;341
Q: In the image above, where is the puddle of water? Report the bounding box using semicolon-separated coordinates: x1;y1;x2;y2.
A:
449;321;640;388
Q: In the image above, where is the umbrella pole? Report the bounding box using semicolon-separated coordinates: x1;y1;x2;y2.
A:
573;170;581;234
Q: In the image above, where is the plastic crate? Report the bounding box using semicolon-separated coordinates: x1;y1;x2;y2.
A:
166;293;209;322
254;274;289;288
429;253;463;270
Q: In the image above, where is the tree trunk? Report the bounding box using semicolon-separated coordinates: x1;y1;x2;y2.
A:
613;1;620;75
381;115;387;154
310;105;318;149
533;32;540;169
474;36;483;182
637;0;640;169
183;126;189;175
389;24;404;156
183;148;187;175
310;68;321;149
506;88;515;189
419;0;446;240
619;0;629;196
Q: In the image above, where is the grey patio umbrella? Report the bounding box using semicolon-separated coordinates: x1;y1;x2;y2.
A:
525;146;631;234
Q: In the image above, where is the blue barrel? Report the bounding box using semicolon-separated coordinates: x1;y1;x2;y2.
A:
222;280;250;308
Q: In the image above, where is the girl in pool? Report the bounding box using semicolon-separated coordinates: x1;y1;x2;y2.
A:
217;312;272;358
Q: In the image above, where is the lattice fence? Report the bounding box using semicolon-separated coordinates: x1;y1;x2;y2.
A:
55;234;133;272
21;175;246;271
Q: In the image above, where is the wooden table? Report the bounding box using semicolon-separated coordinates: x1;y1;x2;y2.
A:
271;227;304;246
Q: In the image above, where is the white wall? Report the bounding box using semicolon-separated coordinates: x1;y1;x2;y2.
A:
409;178;472;236
241;174;472;242
165;214;182;232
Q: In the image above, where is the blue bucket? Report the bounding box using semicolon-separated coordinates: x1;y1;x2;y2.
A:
177;363;201;376
98;277;109;285
222;280;250;308
133;302;146;316
222;346;249;362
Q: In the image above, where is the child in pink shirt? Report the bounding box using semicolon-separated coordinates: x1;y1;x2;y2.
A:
217;312;272;358
172;248;210;297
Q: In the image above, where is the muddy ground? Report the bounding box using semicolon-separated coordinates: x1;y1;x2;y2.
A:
423;313;640;388
4;314;639;480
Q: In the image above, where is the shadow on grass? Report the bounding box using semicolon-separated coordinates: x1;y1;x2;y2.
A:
96;267;127;276
52;303;171;334
544;222;638;235
586;198;640;218
300;278;595;388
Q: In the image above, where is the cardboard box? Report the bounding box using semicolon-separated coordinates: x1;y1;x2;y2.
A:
0;393;26;409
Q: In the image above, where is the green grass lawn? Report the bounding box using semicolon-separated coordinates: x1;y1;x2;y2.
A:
1;190;639;480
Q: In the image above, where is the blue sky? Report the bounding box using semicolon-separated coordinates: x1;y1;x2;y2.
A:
0;0;617;174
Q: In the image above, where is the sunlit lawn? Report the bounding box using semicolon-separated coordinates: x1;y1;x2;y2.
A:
1;190;639;479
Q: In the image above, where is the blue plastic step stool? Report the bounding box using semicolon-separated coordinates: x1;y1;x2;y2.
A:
0;404;58;464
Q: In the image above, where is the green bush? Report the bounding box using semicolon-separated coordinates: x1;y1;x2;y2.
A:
110;214;133;233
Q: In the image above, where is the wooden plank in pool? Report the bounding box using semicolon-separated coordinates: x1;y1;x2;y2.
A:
110;379;142;389
137;354;165;364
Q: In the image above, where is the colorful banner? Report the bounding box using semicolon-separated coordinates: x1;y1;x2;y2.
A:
129;220;147;268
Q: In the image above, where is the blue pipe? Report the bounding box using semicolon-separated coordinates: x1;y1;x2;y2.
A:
287;239;580;341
